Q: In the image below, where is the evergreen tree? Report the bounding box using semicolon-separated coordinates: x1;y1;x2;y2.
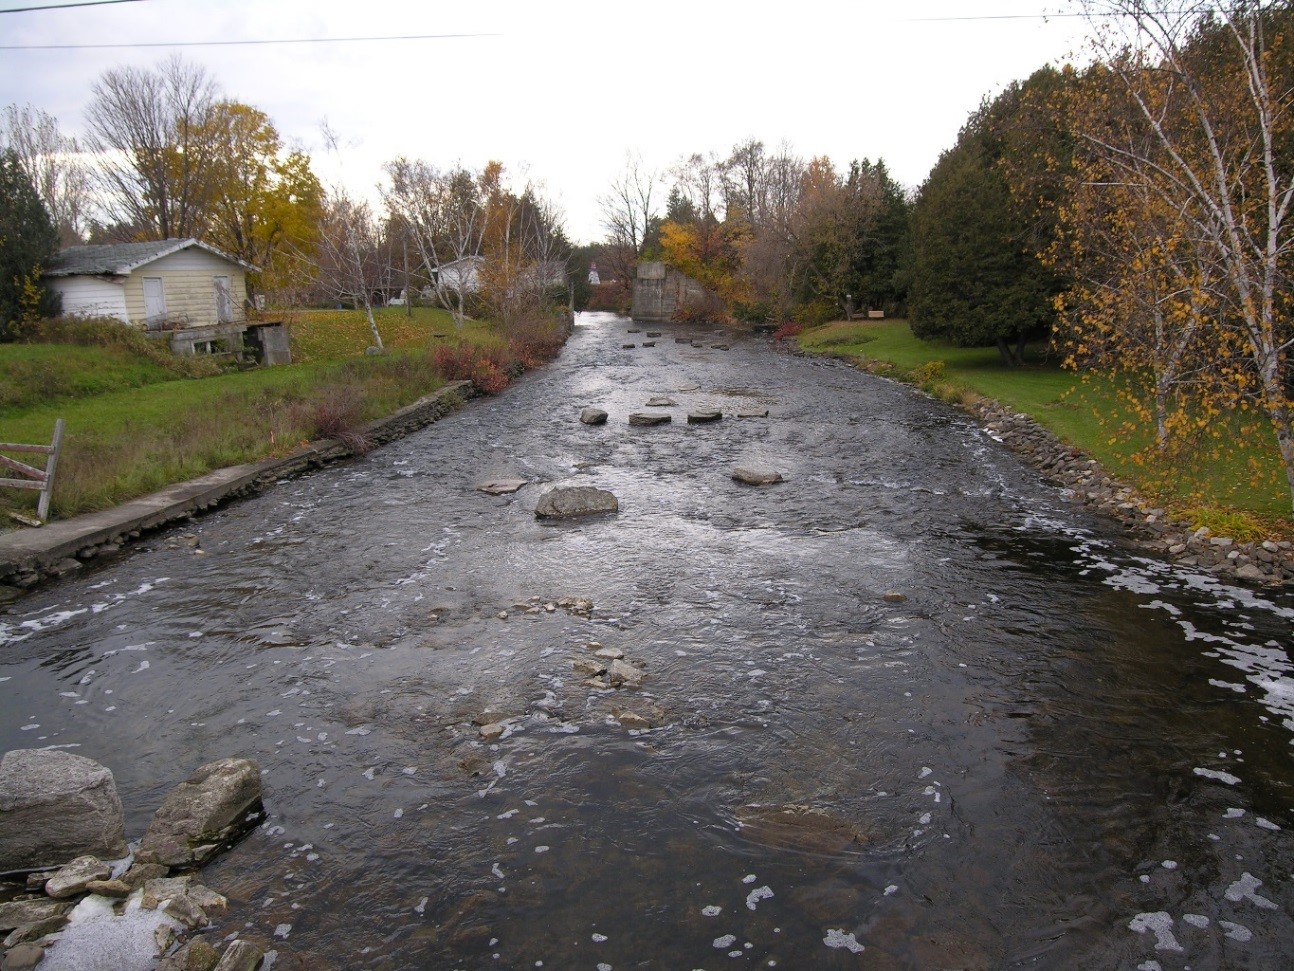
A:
0;148;61;340
909;74;1064;364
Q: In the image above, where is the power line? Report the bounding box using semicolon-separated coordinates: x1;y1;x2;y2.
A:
0;30;498;49
0;0;145;12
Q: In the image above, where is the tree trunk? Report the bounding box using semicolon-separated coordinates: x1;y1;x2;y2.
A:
996;337;1018;367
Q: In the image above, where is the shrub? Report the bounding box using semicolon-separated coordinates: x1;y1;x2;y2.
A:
1184;506;1266;543
296;384;371;454
771;322;805;340
791;299;840;327
911;360;947;385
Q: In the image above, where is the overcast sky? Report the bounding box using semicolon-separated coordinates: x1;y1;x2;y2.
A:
0;0;1094;244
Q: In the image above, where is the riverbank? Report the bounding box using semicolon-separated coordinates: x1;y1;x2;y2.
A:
0;381;475;599
792;321;1294;587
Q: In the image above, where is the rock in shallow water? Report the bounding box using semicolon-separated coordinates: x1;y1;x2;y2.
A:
135;758;263;870
534;486;619;519
629;413;671;426
579;407;608;425
732;466;783;486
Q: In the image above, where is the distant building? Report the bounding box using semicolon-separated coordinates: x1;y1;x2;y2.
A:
588;262;600;286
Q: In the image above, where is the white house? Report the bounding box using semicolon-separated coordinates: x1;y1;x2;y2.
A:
44;239;290;363
433;255;484;294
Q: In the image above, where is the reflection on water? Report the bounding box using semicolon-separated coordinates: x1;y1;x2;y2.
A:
3;312;1293;968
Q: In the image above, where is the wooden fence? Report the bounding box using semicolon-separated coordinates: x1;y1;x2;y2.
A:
1;419;65;523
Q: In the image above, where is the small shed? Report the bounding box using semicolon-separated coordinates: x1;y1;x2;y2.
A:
44;239;290;364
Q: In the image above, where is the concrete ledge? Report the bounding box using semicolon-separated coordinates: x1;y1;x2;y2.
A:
0;381;473;594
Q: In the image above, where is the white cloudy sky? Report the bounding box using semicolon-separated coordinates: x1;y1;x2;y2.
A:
0;0;1093;243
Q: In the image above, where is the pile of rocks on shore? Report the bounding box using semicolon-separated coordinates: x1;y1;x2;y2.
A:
971;400;1294;586
0;750;273;971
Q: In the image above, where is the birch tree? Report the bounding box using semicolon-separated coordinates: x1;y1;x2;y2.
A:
1067;0;1294;510
384;158;485;329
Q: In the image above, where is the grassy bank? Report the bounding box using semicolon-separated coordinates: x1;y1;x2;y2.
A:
796;320;1292;535
0;307;565;523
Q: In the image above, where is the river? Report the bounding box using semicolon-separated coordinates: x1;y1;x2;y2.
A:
2;312;1293;969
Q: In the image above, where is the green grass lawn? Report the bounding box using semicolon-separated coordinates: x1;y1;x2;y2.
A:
0;306;505;521
797;320;1292;532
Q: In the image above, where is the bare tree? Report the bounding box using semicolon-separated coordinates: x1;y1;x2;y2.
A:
597;152;659;292
2;104;90;245
384;158;486;329
84;54;220;240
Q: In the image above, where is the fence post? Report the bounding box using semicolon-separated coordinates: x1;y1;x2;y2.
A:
36;419;64;523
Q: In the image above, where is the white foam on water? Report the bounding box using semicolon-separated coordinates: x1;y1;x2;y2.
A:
1128;912;1183;952
823;929;865;953
701;905;722;917
1182;914;1209;928
745;886;773;911
1224;872;1279;910
713;935;737;949
1220;920;1253;942
39;894;180;971
591;933;608;942
1257;817;1281;831
1194;767;1241;785
1225;808;1246;819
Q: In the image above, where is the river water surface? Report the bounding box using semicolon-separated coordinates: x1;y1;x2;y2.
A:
3;312;1294;969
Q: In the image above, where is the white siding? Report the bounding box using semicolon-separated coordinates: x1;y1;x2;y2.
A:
121;248;249;329
47;276;129;322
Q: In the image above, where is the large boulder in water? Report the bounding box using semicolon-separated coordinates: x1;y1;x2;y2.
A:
136;758;263;869
0;749;128;873
534;487;619;520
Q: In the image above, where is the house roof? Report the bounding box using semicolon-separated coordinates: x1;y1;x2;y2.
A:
46;239;257;277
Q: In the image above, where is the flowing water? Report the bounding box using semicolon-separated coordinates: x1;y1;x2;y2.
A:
3;312;1294;970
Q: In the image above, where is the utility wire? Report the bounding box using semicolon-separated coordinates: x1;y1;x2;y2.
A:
0;31;498;49
0;0;145;12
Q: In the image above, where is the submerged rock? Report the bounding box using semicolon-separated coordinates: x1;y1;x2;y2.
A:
645;396;677;407
534;487;619;520
732;466;783;486
736;408;770;418
135;758;263;870
736;804;869;854
477;478;526;495
0;749;128;873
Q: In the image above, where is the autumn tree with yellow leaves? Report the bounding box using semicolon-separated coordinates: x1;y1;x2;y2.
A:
1058;0;1294;512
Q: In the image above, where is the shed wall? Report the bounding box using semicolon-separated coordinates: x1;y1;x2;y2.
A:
122;249;248;328
48;276;129;322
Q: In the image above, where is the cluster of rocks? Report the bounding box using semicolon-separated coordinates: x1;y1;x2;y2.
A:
570;641;648;691
0;751;268;970
974;401;1294;585
494;595;595;620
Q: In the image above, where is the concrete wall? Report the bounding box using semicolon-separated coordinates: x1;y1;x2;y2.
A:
630;261;717;323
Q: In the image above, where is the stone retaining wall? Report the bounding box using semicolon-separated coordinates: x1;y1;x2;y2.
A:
969;399;1294;586
0;381;476;593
